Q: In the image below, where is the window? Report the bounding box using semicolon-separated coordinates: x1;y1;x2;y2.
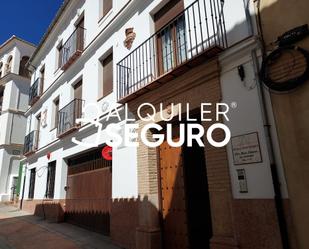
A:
102;0;112;18
100;52;113;97
6;56;13;73
28;168;36;199
74;80;83;100
75;17;85;51
36;113;41;148
154;0;186;74
40;66;45;94
158;16;186;73
46;161;56;199
19;56;30;78
53;98;60;129
57;42;63;69
0;62;3;78
0;88;4;113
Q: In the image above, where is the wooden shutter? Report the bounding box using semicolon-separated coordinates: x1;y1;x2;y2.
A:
76;17;85;50
154;0;184;31
46;161;56;199
36;114;41;147
28;168;36;199
57;42;63;69
74;80;83;100
54;98;60;129
103;0;113;18
40;66;45;94
102;53;113;97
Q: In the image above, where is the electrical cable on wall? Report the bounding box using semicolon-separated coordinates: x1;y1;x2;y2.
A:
260;45;309;92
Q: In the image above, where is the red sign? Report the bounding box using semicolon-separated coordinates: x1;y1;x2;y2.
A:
47;152;51;160
102;146;112;161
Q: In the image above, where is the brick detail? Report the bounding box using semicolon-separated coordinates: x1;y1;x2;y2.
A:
127;58;238;248
136;120;160;197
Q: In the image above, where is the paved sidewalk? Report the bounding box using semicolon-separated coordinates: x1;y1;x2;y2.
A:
0;203;121;249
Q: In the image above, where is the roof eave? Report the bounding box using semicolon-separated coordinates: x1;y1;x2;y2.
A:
28;0;72;66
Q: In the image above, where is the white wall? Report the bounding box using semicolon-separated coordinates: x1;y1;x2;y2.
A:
24;0;252;201
0;39;35;199
219;39;288;199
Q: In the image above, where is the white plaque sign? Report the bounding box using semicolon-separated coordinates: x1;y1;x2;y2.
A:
231;132;262;165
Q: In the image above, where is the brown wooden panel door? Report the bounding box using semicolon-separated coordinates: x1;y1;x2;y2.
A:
159;139;189;249
65;159;112;235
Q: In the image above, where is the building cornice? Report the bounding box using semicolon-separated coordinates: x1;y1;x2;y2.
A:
0;36;36;54
0;109;26;116
0;73;31;86
28;0;72;66
0;143;23;150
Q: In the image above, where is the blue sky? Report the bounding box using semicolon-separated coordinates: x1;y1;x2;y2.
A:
0;0;64;46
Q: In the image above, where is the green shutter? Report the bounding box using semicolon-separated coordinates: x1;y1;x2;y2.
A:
16;163;23;196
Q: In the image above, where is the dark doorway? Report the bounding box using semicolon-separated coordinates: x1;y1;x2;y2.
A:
183;132;212;249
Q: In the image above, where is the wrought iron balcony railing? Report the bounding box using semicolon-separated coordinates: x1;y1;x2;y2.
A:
29;77;44;106
117;0;227;102
60;27;85;71
23;130;39;156
57;98;84;138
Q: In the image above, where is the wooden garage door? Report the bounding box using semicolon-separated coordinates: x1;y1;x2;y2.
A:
159;139;189;249
65;150;112;235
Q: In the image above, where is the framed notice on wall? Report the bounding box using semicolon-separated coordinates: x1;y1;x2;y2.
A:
231;132;262;165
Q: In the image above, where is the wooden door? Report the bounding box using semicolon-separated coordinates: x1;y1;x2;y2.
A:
65;149;112;235
159;139;189;249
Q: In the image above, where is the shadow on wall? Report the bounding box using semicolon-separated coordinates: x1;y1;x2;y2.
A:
33;201;64;223
30;196;155;249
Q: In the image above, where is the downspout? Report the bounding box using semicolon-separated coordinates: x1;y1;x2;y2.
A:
243;0;290;249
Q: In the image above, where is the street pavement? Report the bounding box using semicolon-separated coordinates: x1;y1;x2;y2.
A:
0;203;121;249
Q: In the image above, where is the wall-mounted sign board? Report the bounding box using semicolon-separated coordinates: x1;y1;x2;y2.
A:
231;132;262;165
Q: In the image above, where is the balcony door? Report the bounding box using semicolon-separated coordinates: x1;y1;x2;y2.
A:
36;114;41;149
40;66;45;95
73;80;83;128
155;0;186;75
76;17;84;51
74;80;83;100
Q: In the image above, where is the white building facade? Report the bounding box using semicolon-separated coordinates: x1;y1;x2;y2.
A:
0;36;35;202
19;0;292;249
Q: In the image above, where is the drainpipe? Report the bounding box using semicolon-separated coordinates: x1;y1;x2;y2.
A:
243;1;290;248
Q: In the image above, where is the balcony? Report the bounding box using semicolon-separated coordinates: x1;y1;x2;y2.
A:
117;0;227;102
23;130;39;156
60;27;85;71
57;99;84;138
29;77;44;106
